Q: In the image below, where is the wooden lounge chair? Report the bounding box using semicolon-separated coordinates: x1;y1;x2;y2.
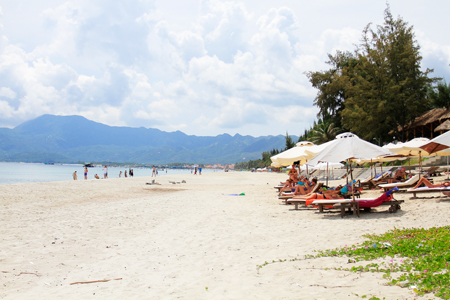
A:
279;183;323;204
370;171;391;184
356;175;376;189
311;195;404;217
311;199;360;217
378;174;420;192
405;186;450;199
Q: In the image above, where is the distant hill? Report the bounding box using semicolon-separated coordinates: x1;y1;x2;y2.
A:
0;114;294;164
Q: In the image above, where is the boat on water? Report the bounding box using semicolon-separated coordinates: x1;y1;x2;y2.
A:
84;163;95;168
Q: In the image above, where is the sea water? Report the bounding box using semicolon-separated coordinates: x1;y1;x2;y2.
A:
0;162;216;185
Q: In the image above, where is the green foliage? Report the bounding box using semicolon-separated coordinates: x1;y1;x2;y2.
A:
257;226;450;298
306;51;354;130
234;148;280;169
308;6;436;144
285;132;296;150
310;119;341;144
429;81;450;109
315;226;450;298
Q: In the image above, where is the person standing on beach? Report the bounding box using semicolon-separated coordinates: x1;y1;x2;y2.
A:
119;171;122;178
199;167;202;175
152;166;156;177
84;166;88;180
73;171;77;180
103;166;108;179
125;170;128;177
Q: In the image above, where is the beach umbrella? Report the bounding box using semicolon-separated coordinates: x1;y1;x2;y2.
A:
308;133;395;165
420;131;450;180
420;130;450;154
308;132;396;215
384;137;434;176
270;141;316;167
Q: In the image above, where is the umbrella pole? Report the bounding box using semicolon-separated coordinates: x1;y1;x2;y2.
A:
326;162;329;186
408;157;411;175
346;164;348;185
349;160;359;218
370;159;373;178
419;151;422;181
447;156;449;181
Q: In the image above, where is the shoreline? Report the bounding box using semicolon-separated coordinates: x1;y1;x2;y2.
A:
1;172;446;299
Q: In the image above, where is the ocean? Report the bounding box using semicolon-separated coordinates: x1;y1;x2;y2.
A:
0;162;214;185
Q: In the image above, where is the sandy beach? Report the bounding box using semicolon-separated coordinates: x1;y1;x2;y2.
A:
1;171;448;299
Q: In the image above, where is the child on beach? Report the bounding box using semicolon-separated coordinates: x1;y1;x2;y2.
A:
73;171;77;180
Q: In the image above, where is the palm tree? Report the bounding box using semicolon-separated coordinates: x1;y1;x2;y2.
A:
310;120;341;144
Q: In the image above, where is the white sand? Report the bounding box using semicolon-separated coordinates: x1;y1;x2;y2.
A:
1;171;448;299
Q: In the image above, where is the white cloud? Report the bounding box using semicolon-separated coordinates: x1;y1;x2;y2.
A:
0;0;448;137
0;87;16;99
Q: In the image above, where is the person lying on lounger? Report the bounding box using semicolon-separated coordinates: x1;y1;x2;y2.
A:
278;179;297;195
290;178;317;195
411;177;450;189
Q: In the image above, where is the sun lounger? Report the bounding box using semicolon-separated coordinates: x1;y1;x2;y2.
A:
279;183;323;204
411;166;440;177
311;188;400;217
311;199;360;217
405;186;450;199
333;199;404;213
378;174;420;191
361;172;391;189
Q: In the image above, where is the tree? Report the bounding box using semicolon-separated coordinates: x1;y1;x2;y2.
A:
340;6;434;143
306;51;354;129
310;119;341;144
285;132;295;150
429;81;450;108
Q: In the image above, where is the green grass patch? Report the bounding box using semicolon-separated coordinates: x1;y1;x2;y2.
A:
257;226;450;298
314;226;450;298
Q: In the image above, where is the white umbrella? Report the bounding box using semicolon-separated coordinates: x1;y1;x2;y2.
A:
308;132;395;165
308;132;396;215
270;141;316;167
385;137;433;175
421;131;450;180
421;130;450;154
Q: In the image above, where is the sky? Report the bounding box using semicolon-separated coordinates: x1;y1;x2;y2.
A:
0;0;449;137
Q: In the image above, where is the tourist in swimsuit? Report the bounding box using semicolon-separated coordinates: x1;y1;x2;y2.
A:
278;179;296;195
84;167;88;180
412;177;450;189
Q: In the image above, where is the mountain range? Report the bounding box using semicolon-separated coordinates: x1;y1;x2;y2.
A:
0;115;292;164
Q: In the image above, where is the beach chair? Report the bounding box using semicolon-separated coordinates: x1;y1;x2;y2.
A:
311;188;402;217
279;183;323;204
356;175;376;189
405;186;450;199
367;172;392;189
378;174;420;192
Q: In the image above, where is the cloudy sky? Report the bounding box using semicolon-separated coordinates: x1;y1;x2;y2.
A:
0;0;449;137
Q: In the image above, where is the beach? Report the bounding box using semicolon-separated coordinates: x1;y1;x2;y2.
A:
1;171;447;299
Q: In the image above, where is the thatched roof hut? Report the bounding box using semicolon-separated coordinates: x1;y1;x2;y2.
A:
435;119;450;132
400;108;450;139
